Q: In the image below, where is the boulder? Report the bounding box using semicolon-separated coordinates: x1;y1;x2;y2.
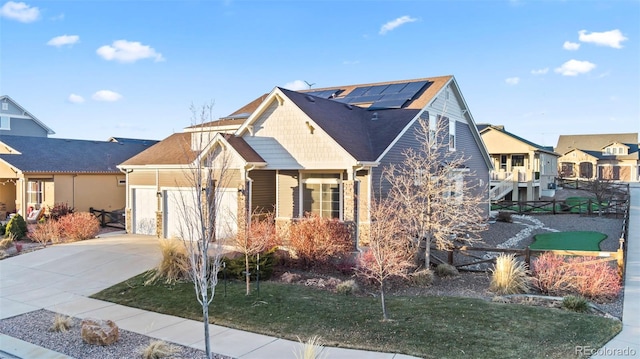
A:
80;318;119;345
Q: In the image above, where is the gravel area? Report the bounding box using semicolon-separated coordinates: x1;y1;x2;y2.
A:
0;310;231;359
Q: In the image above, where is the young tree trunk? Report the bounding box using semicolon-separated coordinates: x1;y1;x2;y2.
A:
245;252;250;295
202;294;211;359
380;281;388;321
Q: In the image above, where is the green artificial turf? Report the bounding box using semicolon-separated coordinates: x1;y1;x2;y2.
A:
530;231;607;251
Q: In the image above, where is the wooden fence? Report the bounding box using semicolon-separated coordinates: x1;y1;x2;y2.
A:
438;241;625;274
491;198;629;217
557;178;630;194
89;207;125;229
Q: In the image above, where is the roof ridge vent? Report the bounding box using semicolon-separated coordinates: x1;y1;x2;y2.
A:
345;104;353;110
371;112;379;121
305;95;315;102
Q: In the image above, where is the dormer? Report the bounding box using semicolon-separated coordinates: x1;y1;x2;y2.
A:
602;142;629;156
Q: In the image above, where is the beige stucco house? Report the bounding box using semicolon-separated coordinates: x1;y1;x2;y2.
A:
556;133;639;182
477;124;559;202
120;76;493;245
0;96;157;219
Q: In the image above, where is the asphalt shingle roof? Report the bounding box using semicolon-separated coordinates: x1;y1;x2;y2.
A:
0;135;157;173
281;88;420;161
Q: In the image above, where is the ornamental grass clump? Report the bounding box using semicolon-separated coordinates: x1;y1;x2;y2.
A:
490;254;531;295
335;279;359;295
562;295;589;313
145;238;191;285
294;335;327;359
50;313;73;332
140;340;180;359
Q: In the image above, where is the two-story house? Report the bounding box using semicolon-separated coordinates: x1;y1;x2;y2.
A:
477;124;559;202
556;133;639;182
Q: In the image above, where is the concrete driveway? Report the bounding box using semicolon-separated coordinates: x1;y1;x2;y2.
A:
0;234;161;321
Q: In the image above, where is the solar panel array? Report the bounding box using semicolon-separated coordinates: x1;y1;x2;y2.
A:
304;89;343;99
336;80;431;109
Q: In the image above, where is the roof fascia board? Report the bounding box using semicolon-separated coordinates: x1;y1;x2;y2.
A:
196;132;247;168
448;77;494;170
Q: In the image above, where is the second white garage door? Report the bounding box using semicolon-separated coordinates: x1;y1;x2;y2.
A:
164;188;238;240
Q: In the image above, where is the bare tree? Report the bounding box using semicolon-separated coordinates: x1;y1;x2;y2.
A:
383;117;487;269
585;178;616;216
355;197;414;320
172;103;233;359
234;209;276;295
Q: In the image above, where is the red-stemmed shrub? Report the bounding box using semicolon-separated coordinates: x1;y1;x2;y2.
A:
48;203;74;221
29;220;63;246
287;213;353;269
531;252;621;301
57;212;101;241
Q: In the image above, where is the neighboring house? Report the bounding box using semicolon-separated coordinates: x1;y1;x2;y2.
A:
119;75;492;244
477;124;559;202
0;95;55;137
556;133;639;182
0;135;157;220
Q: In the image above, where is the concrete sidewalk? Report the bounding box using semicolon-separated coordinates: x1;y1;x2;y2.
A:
0;234;416;359
591;183;640;358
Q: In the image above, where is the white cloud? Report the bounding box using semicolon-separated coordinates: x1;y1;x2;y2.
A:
0;1;39;22
531;68;549;75
379;15;417;35
47;35;79;47
92;90;122;102
563;41;580;51
68;94;85;103
554;59;596;76
283;80;310;91
505;77;520;85
578;29;628;49
96;40;164;63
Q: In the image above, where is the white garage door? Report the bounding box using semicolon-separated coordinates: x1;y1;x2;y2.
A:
164;188;238;240
132;188;157;235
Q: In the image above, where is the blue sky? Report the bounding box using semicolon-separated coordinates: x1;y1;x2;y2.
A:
1;0;638;147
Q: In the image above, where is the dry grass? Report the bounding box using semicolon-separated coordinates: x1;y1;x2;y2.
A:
145;238;191;285
140;340;180;359
294;335;327;359
49;314;72;332
0;236;14;250
490;254;531;295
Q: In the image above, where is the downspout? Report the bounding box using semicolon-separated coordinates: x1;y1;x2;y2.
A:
353;165;366;253
244;165;255;234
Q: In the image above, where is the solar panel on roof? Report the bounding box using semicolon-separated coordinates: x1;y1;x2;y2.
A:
347;87;370;97
382;83;409;94
363;85;388;96
305;89;341;99
368;99;408;109
400;81;429;95
380;93;412;101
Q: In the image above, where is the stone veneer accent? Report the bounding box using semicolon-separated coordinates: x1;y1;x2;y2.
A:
155;211;163;238
125;208;132;233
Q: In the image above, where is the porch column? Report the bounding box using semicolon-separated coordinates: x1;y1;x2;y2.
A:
343;180;357;247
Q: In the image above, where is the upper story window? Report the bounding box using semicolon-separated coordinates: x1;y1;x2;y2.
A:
429;114;437;146
0;116;10;130
512;155;525;167
1;103;8;111
448;119;456;151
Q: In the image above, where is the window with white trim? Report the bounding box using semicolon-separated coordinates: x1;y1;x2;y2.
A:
302;174;342;219
1;103;8;111
429;114;437;146
0;116;10;130
448;119;456;150
443;171;465;203
27;180;44;204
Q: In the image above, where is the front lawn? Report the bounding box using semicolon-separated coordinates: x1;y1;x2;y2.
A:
92;274;621;359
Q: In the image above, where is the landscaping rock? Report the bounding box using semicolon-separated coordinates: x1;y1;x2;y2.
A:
80;318;119;345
